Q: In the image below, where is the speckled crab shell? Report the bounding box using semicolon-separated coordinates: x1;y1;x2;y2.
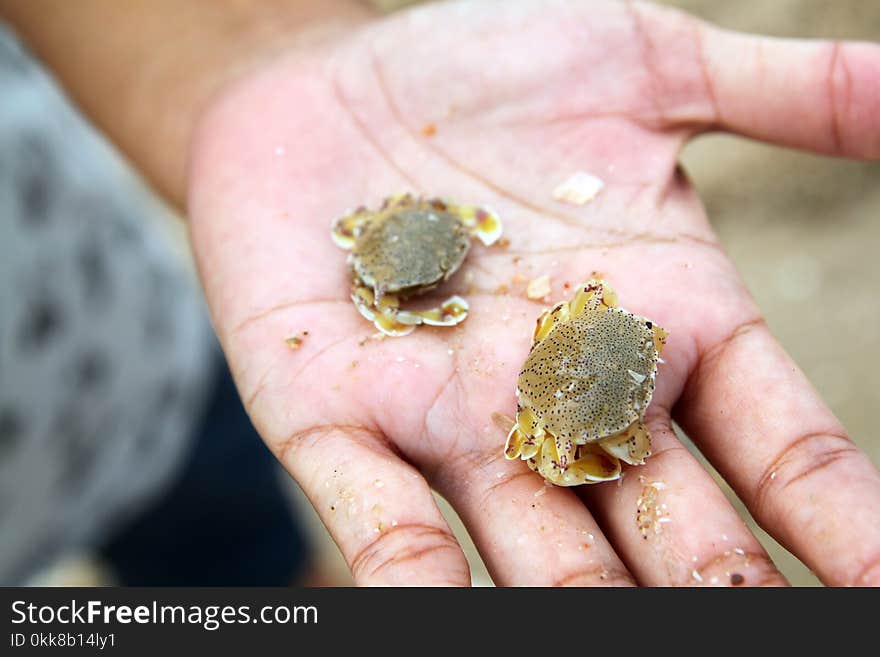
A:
504;279;668;486
331;193;502;336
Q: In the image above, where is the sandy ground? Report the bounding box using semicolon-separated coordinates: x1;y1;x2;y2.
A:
286;0;879;588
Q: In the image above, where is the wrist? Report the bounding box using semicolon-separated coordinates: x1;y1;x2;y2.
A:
0;0;377;210
162;2;377;209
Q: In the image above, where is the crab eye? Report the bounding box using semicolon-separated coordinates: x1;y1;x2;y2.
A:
645;321;653;329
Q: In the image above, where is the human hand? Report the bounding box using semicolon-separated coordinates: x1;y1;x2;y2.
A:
187;0;880;585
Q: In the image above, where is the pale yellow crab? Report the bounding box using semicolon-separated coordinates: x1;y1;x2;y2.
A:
331;193;502;336
504;279;668;486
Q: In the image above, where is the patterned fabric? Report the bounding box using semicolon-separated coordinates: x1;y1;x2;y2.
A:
0;25;214;583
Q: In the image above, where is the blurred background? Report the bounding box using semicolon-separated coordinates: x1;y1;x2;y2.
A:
1;0;877;587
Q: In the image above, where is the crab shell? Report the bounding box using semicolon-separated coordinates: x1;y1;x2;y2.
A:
504;279;668;486
353;201;470;298
331;194;502;336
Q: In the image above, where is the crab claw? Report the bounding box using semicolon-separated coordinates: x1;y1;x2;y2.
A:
373;311;416;337
351;283;467;337
504;425;541;460
564;446;622;485
651;323;669;355
381;192;415;210
331;206;370;249
533;302;570;343
393;295;469;328
419;295;469;327
599;422;652;466
350;285;415;336
504;425;527;459
529;437;621;486
392;309;425;326
351;286;377;321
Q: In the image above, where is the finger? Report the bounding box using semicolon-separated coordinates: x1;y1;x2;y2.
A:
699;22;880;158
677;320;880;586
431;446;636;587
580;410;788;587
272;425;470;586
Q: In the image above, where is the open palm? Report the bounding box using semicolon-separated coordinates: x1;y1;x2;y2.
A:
187;0;880;586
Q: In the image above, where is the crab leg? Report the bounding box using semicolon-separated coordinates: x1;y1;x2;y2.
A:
396;295;469;327
380;192;416;211
650;323;669;354
442;200;503;246
350;284;415;337
533;302;570;342
569;278;618;316
504;406;545;460
330;205;374;249
352;281;470;336
532;279;643;344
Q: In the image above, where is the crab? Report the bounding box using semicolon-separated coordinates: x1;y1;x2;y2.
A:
331;193;502;336
504;278;668;486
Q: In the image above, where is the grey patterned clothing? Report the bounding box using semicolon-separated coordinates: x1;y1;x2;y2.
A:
0;26;214;583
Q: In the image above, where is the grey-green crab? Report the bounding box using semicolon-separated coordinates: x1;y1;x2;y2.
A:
504;279;668;486
331;193;502;336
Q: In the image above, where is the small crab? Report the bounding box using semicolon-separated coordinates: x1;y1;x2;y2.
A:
331;193;502;336
504;279;668;486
